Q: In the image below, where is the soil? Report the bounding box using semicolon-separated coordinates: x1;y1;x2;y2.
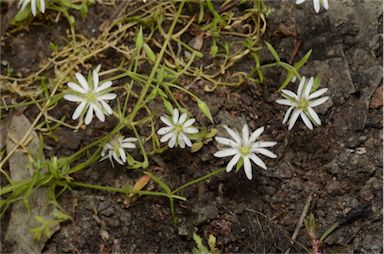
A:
1;0;382;253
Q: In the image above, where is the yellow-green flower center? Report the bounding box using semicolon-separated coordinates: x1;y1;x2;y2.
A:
174;124;183;134
85;91;97;103
297;98;308;110
240;146;250;156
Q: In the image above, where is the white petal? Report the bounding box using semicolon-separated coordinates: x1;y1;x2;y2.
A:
96;81;113;92
297;76;306;98
249;153;267;170
183;127;198;134
252;141;277;148
223;125;241;144
172;108;179;124
113;152;124;165
308;88;328;100
160;132;175;143
72;101;86;120
123;137;137;142
94;104;105;122
160;116;173;127
64;94;84;102
283;106;294;124
254;148;277;158
181;133;192;147
307;107;321;125
178;113;188;125
214;148;238;158
31;0;36;16
300;111;313;130
313;0;320;13
168;135;177;148
119;147;126;163
20;0;29;11
243;156;253;180
85;104;94;125
98;99;113;115
177;133;185;148
93;69;99;89
281;89;299;100
242;124;249;144
121;142;136;149
215;137;237;147
322;0;329;9
309;96;328;107
249;126;264;143
183;118;196;127
40;0;45;13
157;126;173;135
75;73;89;90
304;77;314;98
67;82;86;94
276;99;294;106
288;109;301;130
226;154;241;172
99;93;117;100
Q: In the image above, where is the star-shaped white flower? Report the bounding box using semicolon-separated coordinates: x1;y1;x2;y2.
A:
296;0;329;13
157;108;199;148
64;67;116;125
276;76;329;130
19;0;45;16
101;135;137;166
214;124;277;180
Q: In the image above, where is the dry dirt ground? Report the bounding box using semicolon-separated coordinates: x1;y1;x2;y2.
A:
1;0;382;253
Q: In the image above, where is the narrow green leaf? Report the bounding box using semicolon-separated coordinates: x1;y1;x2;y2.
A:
136;26;144;51
144;171;171;193
312;75;321;92
197;99;214;123
143;43;156;63
265;41;280;62
12;7;31;24
279;72;294;91
198;2;205;24
52;208;72;221
162;99;173;114
294;49;312;69
205;128;217;139
253;53;264;82
210;43;218;57
191;142;203;153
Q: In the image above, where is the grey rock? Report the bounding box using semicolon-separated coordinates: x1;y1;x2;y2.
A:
301;57;355;106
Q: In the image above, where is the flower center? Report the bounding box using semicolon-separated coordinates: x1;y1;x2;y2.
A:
85;91;97;103
239;145;250;156
113;142;121;155
174;124;183;134
297;98;308;110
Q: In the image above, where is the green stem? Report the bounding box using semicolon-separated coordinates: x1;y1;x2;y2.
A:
127;1;185;123
69;181;186;200
172;168;225;194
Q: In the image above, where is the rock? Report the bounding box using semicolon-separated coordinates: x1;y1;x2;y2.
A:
301;56;355;106
369;84;383;109
5;112;60;253
192;202;218;225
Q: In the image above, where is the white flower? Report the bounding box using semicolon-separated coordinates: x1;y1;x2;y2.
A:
101;135;137;166
64;67;116;125
19;0;45;16
276;76;329;130
214;124;277;180
157;108;199;148
296;0;329;13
